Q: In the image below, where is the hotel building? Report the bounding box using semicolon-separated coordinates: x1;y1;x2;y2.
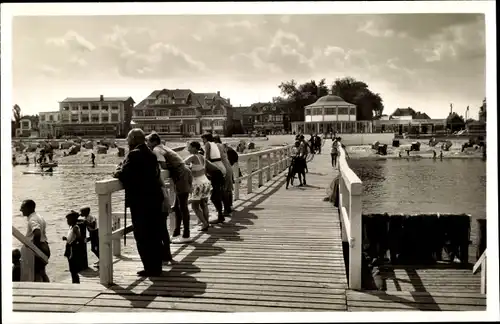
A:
54;96;135;137
132;89;233;135
39;111;61;138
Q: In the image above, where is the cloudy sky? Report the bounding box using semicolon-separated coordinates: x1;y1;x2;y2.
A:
12;13;486;118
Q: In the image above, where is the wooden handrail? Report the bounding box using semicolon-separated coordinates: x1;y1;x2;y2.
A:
12;226;50;282
473;249;487;294
96;143;295;285
336;142;363;290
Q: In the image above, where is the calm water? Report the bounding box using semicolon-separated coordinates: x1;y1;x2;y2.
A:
348;158;487;219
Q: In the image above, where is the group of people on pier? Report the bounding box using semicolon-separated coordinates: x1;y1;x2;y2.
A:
14;200;99;284
113;128;238;277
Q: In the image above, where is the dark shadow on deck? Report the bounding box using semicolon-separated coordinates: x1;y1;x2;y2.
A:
96;174;288;309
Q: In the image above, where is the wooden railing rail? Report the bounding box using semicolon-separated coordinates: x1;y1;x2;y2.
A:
12;226;50;282
95;144;294;285
337;142;363;290
473;249;487;294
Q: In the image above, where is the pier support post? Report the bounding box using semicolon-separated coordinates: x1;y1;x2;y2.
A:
247;158;253;194
98;193;113;285
266;153;272;181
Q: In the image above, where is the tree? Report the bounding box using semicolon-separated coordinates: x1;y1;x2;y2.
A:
331;77;384;120
479;97;486;122
12;104;22;137
276;79;329;123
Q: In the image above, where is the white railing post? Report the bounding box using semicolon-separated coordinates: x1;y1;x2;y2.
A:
349;183;363;290
257;155;264;187
98;192;113;285
112;214;121;257
233;162;240;200
480;258;486;294
279;149;284;171
20;246;35;282
266;152;272;180
246;158;253;194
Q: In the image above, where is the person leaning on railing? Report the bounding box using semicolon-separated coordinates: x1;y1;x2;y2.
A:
20;199;51;282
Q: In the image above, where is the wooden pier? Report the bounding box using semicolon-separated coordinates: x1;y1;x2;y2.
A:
12;141;487;313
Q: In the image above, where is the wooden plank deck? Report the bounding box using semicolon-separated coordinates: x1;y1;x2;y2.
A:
14;152;347;312
12;145;487;313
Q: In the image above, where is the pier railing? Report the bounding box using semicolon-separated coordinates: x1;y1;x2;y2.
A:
95;144;294;285
473;249;487;294
12;226;50;282
337;142;363;290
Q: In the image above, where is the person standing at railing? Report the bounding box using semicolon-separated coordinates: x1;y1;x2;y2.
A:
146;132;193;247
80;207;99;266
201;133;227;224
113;129;164;277
184;141;212;233
20;199;51;282
213;135;234;218
62;211;85;284
298;135;308;184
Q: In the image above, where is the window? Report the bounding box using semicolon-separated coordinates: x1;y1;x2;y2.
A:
71;105;79;111
188;124;196;133
81;115;89;123
40;115;46;122
71;114;79;122
81;105;88;110
61;113;70;122
171;109;181;116
155;95;170;105
214;120;224;127
101;115;109;123
145;110;155;117
325;107;336;115
349;107;356;115
111;114;119;122
213;108;224;116
101;105;109;111
91;104;99;110
338;107;349;115
202;120;211;127
63;105;70;111
49;115;54;122
312;108;322;116
159;110;169;116
305;108;311;116
184;108;195;116
111;105;119;110
91;115;99;123
22;121;30;128
135;110;144;116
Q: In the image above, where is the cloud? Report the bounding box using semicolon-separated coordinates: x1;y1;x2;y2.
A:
101;25;206;78
38;64;60;77
231;30;313;75
414;18;485;62
357;20;407;38
46;30;96;52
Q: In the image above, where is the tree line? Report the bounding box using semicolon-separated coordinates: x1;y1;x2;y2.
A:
273;77;384;122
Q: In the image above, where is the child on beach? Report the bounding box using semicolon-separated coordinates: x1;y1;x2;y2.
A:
12;249;21;282
63;211;85;284
80;207;99;267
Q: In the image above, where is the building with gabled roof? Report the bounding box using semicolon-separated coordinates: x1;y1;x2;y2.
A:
132;89;233;135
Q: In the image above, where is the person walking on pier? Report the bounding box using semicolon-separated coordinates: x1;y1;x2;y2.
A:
331;137;339;168
20;199;51;282
114;129;164;277
146;132;193;245
91;152;96;167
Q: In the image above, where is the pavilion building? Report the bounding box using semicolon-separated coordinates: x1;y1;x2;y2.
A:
290;95;373;135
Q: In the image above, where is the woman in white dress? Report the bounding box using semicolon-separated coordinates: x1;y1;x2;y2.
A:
184;141;212;232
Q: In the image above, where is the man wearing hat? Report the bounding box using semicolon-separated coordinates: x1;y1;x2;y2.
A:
114;128;164;277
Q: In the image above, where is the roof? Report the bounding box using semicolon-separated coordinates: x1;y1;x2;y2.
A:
61;97;134;103
135;89;231;110
391;107;416;117
414;112;431;119
306;95;355;108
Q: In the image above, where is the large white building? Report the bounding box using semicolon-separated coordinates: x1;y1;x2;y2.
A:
55;95;135;137
291;95;372;134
